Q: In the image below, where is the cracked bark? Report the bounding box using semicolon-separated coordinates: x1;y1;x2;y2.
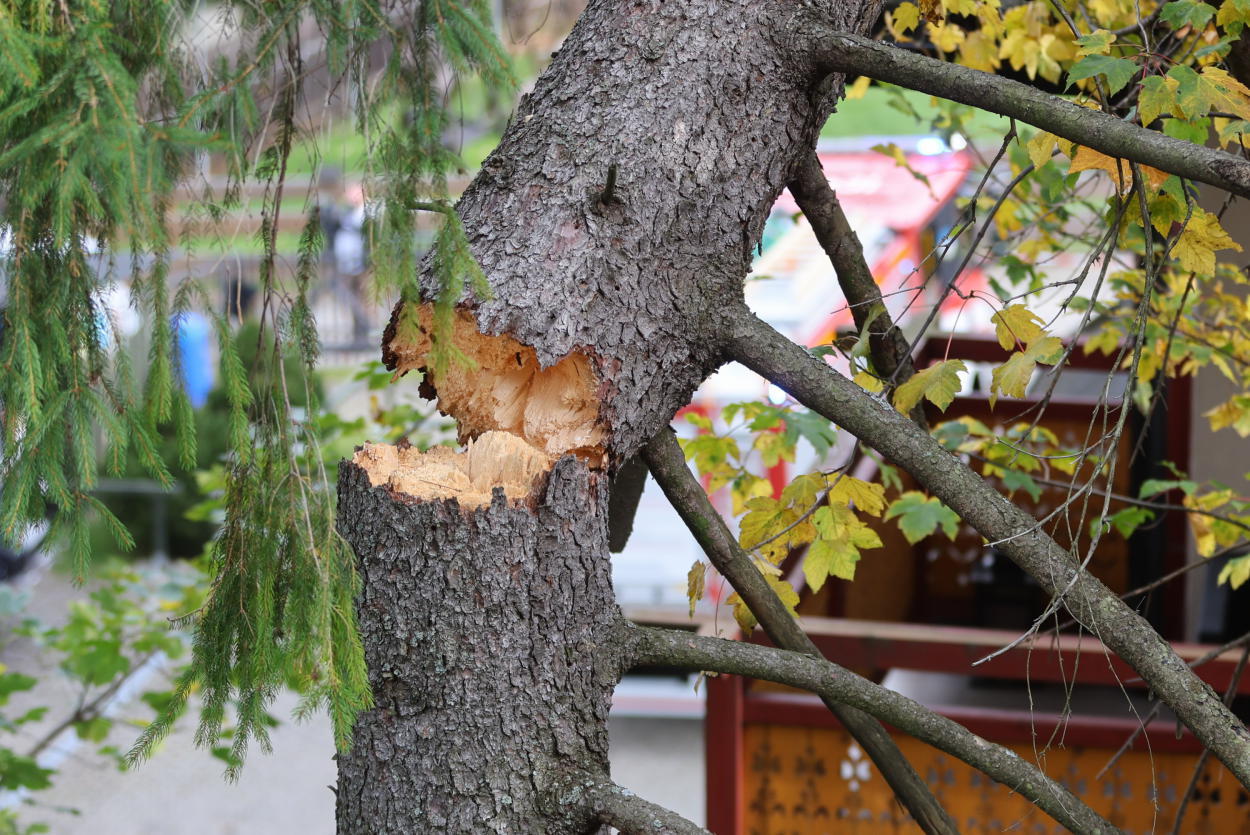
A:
331;0;1250;828
335;457;625;833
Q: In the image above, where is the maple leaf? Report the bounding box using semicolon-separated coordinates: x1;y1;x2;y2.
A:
990;336;1063;406
891;1;921;34
991;304;1046;350
1024;130;1056;169
884;491;961;544
829;476;887;516
1068;146;1169;193
1067;53;1138;95
918;0;943;24
892;359;966;414
1219;555;1250;589
1174;207;1242;274
1138;75;1179;126
1075;29;1115;57
686;561;706;617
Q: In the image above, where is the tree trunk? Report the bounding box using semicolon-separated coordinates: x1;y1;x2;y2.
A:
334;454;623;833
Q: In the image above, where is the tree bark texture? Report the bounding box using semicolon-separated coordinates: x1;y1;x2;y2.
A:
334;458;623;833
391;0;884;463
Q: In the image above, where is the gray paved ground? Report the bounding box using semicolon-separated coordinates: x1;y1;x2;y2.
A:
3;566;706;834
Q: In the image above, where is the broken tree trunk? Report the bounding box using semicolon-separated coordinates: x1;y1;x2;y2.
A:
336;0;953;830
335;441;623;832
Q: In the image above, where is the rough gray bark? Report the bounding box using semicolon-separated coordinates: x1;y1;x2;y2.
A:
334;458;624;833
400;0;884;462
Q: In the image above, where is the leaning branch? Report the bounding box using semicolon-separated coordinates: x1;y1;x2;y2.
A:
787;149;920;402
627;624;1120;834
584;780;710;835
642;430;958;835
721;306;1250;787
808;30;1250;199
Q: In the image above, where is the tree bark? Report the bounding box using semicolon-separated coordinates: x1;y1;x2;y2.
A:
386;0;884;462
334;457;624;833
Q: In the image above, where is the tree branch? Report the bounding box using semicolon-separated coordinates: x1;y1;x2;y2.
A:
627;624;1121;834
721;306;1250;788
584;780;710;835
808;31;1250;199
641;429;958;835
787;149;922;424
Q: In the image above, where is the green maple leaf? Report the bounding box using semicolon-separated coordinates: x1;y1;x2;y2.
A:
885;491;961;544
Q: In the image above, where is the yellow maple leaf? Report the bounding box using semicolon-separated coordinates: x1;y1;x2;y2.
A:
1174;207;1242;274
919;0;944;24
686;561;706;617
1024;130;1056;169
991;304;1046;350
829;476;888;516
928;20;966;53
1068;146;1169;193
891;1;921;34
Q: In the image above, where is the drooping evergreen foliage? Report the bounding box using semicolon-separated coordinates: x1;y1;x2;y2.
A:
0;0;512;769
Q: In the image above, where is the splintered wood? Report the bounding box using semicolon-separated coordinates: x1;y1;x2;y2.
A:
383;305;606;462
354;432;553;508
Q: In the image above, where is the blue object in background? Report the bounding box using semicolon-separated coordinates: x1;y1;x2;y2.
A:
175;312;214;408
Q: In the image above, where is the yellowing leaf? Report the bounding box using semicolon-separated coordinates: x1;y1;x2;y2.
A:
828;476;887;516
753;431;795;468
731;474;774;516
1204;396;1250;436
892;2;922;33
686;561;706;617
1219;555;1250;589
892;359;966;414
1175;207;1242;274
1068;146;1170;193
1024;130;1057;170
989;336;1063;406
726;592;757;633
1075;28;1115;57
991;304;1046;350
845;75;872;100
929;20;966;52
853;369;885;393
1138;75;1179;127
780;472;825;510
958;30;1000;72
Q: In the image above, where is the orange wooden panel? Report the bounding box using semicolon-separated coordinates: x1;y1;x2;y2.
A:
743;724;1250;834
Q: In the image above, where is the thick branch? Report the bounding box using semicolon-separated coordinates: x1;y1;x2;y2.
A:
584;780;710;835
787;150;919;392
641;430;958;835
721;307;1250;788
809;31;1250;199
628;624;1120;834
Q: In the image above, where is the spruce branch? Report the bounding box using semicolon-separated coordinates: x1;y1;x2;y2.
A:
625;623;1121;835
641;429;958;835
721;305;1250;789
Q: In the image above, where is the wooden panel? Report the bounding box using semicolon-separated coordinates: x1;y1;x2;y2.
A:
742;723;1250;834
754;617;1250;696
